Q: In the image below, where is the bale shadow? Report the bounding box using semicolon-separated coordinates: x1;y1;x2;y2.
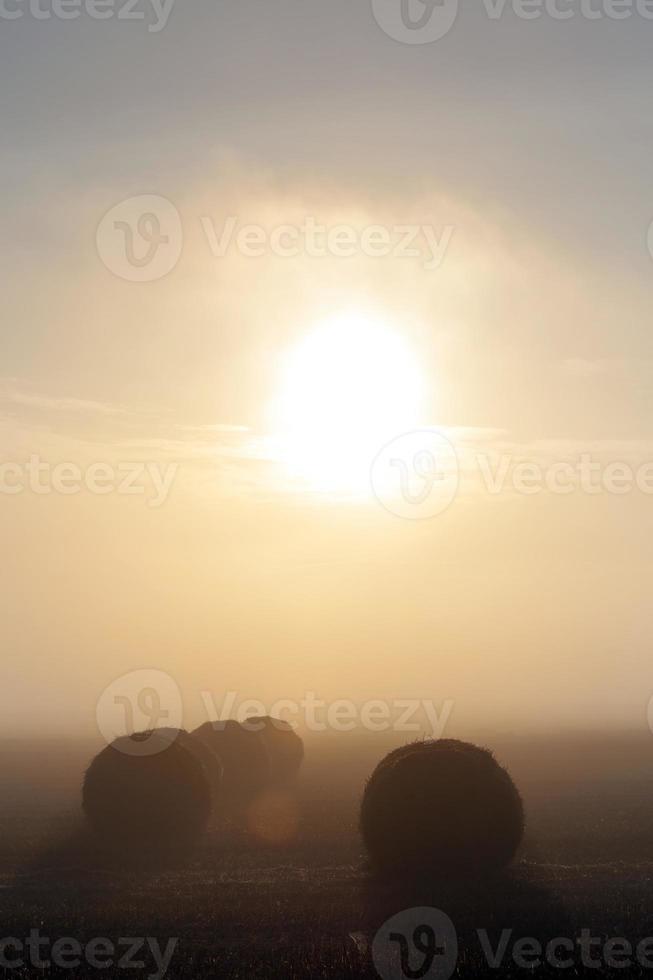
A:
360;863;572;978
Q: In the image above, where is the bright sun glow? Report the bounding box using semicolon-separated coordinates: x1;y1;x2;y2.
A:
272;311;423;494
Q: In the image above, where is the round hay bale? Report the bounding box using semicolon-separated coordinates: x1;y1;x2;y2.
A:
243;716;304;783
156;727;223;804
82;729;211;861
360;739;524;876
192;720;270;812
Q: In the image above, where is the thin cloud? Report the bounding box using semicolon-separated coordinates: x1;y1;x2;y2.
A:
0;381;132;418
173;423;251;434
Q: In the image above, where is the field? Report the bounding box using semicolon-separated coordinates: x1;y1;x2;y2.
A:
2;732;653;978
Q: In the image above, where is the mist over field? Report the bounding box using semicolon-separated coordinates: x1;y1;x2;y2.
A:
3;479;652;739
2;4;653;977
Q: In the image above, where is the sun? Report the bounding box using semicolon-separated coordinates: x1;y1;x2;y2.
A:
271;310;423;494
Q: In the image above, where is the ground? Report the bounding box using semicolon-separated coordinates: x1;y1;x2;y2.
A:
1;732;653;977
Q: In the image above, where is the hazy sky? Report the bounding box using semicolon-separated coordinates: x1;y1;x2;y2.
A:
2;1;652;738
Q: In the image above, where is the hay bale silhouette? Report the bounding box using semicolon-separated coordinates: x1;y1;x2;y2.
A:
243;716;304;783
156;727;223;803
360;738;524;876
82;729;211;862
192;720;270;812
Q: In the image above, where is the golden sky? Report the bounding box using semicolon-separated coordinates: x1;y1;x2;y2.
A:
2;2;653;737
